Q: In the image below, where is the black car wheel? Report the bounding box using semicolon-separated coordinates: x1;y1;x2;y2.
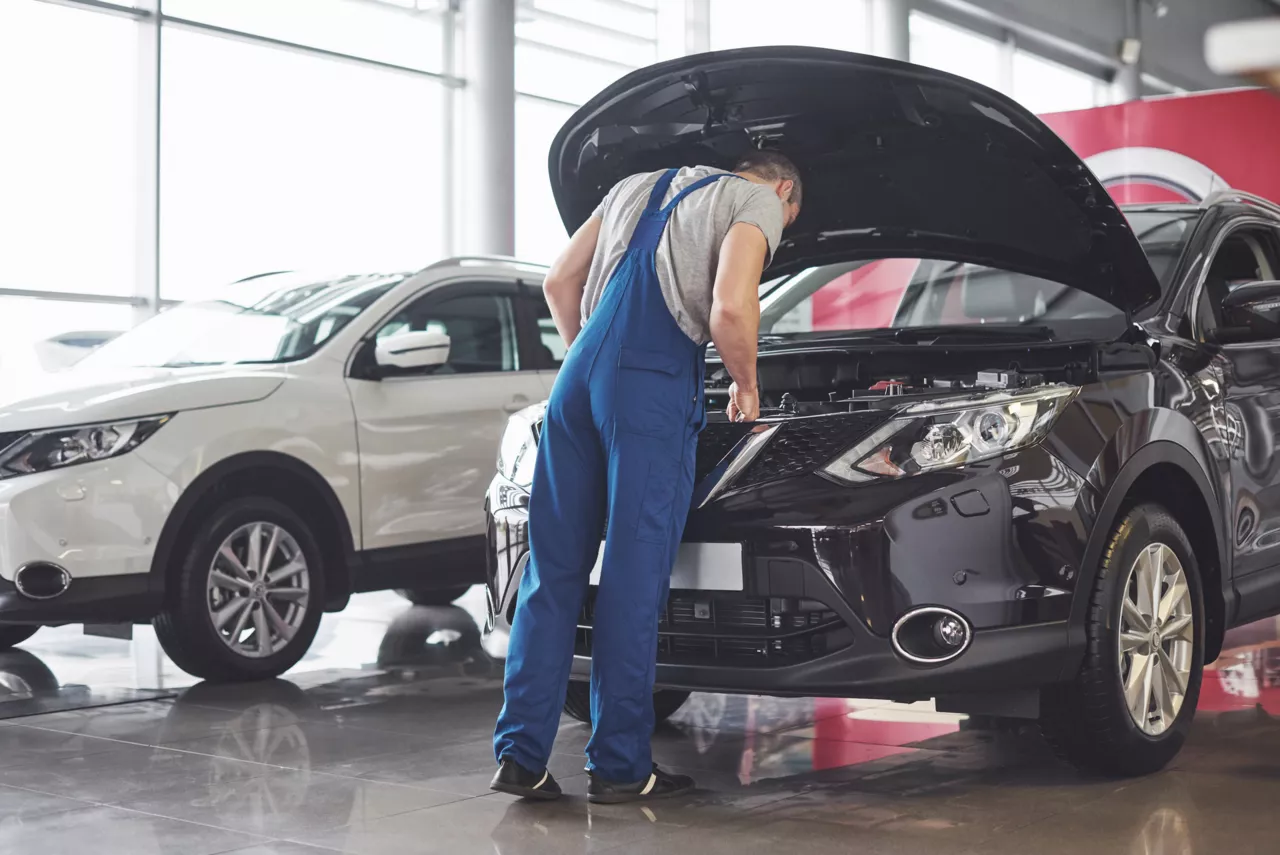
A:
396;585;472;607
154;497;325;682
0;626;38;651
1040;502;1203;776
562;681;691;727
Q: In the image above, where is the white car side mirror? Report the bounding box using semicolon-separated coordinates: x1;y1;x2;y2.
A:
375;330;451;371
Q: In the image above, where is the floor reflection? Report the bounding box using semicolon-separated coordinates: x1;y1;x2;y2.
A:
1202;616;1280;714
1;596;1280;852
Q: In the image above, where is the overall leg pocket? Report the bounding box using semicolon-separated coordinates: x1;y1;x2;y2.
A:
614;347;690;439
635;456;680;545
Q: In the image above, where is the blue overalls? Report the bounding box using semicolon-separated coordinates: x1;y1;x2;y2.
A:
494;168;736;783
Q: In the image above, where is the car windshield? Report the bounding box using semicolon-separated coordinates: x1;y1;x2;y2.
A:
758;209;1201;340
78;273;404;370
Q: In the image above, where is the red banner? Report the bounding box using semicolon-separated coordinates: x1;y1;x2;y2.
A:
1041;88;1280;204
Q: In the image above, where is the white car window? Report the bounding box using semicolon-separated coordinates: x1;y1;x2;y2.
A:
376;291;520;375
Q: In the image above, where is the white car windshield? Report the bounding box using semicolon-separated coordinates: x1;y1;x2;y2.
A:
79;273;404;370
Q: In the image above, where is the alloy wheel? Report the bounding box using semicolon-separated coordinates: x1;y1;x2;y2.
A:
1117;542;1194;736
206;522;311;659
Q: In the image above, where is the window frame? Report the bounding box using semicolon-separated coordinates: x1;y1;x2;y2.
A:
1189;219;1280;345
348;278;525;380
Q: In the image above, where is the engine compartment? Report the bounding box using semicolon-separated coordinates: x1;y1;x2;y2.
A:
704;339;1150;417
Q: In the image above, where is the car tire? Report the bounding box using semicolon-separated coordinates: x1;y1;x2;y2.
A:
0;626;38;650
154;497;325;683
0;648;59;696
562;681;691;727
1040;502;1204;777
396;585;471;607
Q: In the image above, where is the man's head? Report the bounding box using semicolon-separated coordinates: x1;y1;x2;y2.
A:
734;150;802;228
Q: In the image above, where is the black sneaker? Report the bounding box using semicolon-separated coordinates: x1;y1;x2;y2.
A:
586;764;695;804
490;758;563;801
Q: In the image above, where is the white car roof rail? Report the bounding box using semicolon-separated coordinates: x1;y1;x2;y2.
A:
425;255;549;276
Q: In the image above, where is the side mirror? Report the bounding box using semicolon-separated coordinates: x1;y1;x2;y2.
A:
1220;280;1280;342
374;330;450;372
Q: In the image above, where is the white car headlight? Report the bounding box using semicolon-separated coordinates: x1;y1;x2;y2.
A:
820;387;1077;484
497;402;545;489
0;416;172;480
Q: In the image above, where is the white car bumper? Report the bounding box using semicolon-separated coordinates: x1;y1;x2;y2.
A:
0;454;177;583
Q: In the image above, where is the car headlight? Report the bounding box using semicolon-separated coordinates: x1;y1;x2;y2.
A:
820;387;1076;484
497;402;545;489
0;416;172;480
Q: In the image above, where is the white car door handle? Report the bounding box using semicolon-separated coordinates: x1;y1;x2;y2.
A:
504;395;530;414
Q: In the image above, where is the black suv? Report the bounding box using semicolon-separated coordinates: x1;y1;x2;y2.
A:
486;47;1280;776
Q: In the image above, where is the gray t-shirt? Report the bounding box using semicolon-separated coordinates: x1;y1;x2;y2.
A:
582;166;785;345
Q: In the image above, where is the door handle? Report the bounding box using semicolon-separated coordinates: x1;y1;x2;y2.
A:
504;395;530;414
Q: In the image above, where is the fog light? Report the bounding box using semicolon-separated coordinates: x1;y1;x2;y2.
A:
933;615;967;648
891;606;972;664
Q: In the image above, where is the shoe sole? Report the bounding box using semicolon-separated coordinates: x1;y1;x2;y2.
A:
490;782;562;801
587;785;695;804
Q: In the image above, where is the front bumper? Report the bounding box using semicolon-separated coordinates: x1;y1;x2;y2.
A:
0;456;175;622
569;619;1069;699
487;442;1095;700
0;573;157;625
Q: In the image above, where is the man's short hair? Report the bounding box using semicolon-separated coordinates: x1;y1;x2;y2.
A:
734;150;802;207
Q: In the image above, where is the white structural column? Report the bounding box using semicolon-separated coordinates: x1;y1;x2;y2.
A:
462;0;516;257
870;0;910;62
134;0;161;323
685;0;711;56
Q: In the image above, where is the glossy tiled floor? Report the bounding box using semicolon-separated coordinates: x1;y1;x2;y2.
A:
4;589;1280;854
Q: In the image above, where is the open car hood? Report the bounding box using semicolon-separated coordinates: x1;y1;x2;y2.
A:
549;48;1161;314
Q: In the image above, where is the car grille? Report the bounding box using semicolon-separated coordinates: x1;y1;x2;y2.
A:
694;422;754;482
576;588;852;667
696;411;890;490
740;411;889;487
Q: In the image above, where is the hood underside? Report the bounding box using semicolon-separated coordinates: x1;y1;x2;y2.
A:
550;48;1161;313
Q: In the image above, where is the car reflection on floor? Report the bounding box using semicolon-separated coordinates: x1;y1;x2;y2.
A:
2;597;1280;853
1201;616;1280;714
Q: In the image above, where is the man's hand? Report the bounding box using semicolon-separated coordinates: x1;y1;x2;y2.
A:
727;381;760;423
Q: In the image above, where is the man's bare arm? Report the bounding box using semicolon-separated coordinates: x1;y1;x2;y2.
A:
543;216;602;349
709;222;768;422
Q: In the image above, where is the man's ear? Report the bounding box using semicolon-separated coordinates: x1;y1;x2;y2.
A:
777;179;795;203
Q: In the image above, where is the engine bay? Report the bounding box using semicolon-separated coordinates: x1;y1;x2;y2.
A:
703;339;1144;417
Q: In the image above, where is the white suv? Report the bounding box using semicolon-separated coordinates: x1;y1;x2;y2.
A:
0;257;558;680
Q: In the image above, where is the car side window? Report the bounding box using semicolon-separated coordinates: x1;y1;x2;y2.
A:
1196;228;1280;340
375;291;520;375
532;292;566;368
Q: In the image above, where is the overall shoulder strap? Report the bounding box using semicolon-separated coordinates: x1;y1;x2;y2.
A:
643;169;679;214
658;172;743;216
625;170;738;254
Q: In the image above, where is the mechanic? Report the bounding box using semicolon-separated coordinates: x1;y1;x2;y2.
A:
492;151;802;802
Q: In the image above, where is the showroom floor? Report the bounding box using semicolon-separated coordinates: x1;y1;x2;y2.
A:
2;591;1279;854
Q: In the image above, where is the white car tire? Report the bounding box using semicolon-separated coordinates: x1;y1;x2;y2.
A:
154;497;325;682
